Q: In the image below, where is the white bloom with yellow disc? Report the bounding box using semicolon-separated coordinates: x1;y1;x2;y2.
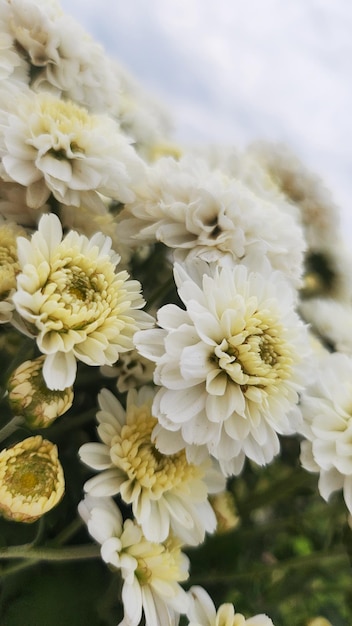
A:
13;213;152;390
78;495;190;626
136;260;310;475
79;386;225;545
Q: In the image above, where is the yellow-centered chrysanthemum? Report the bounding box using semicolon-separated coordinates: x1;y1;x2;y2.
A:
135;261;311;476
79;387;225;544
13;213;152;390
0;90;144;211
0;435;65;522
78;496;190;626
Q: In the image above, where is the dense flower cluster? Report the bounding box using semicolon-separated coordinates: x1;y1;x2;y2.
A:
0;1;350;625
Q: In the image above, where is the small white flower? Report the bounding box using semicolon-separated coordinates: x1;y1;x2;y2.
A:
79;387;225;545
13;213;152;390
78;496;190;626
186;585;275;626
299;351;352;514
0;90;144;210
135;261;310;475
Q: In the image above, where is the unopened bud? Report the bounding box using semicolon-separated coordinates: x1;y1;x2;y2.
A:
0;435;65;523
8;356;73;428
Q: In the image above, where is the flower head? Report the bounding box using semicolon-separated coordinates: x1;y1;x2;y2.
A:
0;435;64;522
13;213;152;390
7;355;73;428
299;352;352;514
118;155;305;286
79;387;225;544
78;496;189;626
135;261;310;475
186;586;275;626
0;89;144;210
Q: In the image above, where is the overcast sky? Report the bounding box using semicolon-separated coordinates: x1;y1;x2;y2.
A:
60;0;352;238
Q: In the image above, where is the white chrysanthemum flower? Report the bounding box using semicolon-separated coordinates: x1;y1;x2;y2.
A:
299;352;352;514
13;213;152;390
78;496;190;626
246;141;341;250
3;0;121;112
186;586;275;626
135;261;310;475
300;298;352;356
0;90;144;210
79;387;225;545
118;155;305;286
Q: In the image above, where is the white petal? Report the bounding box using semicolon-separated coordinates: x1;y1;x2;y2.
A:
42;351;77;390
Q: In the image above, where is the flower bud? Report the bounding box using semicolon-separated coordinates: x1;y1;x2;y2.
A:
209;491;240;534
0;435;65;523
7;356;74;428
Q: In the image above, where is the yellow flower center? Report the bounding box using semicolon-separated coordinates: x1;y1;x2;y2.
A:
215;307;293;389
110;406;201;497
5;451;59;499
130;535;187;586
35;96;93;138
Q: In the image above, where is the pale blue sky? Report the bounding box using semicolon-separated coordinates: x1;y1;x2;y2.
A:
60;0;352;237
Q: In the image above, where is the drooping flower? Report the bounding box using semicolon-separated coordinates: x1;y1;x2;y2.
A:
79;387;225;544
7;355;73;428
0;435;65;522
186;585;275;626
118;154;305;287
78;496;190;626
13;213;153;390
0;89;144;210
299;352;352;514
135;261;310;475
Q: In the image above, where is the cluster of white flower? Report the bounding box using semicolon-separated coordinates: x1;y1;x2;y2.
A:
0;1;350;625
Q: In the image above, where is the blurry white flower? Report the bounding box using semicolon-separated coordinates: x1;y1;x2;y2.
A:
246;141;341;250
79;387;225;545
0;90;144;210
3;0;121;112
186;585;275;626
135;261;310;475
118;155;305;286
13;213;152;390
78;496;189;626
300;298;352;356
299;352;352;514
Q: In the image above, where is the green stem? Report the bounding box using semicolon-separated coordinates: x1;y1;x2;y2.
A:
189;547;347;585
0;415;24;443
0;544;100;562
51;516;83;546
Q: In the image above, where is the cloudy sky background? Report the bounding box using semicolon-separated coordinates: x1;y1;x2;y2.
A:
60;0;352;238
